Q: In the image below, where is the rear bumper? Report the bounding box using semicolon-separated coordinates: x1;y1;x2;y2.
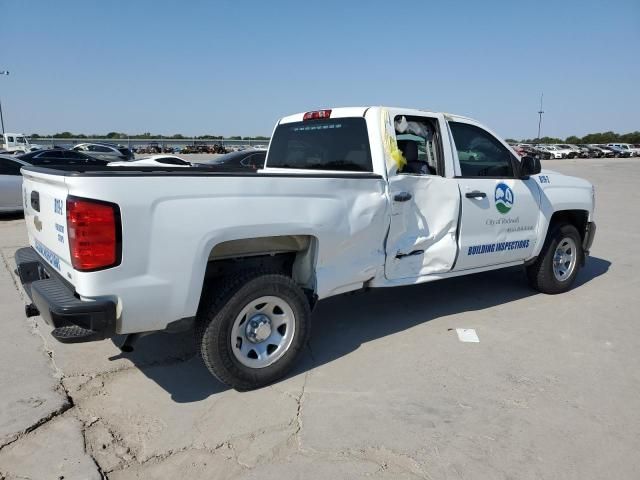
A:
15;247;116;343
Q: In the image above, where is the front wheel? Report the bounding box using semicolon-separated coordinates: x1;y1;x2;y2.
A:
526;223;583;294
197;272;311;390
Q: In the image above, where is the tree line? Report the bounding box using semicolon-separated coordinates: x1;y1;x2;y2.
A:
505;131;640;145
29;132;270;141
30;130;640;144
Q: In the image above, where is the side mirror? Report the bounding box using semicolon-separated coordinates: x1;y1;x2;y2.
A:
521;155;541;177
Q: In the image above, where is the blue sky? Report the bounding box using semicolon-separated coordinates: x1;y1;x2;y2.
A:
2;0;639;138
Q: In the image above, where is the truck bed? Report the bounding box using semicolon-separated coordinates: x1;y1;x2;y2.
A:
20;165;389;333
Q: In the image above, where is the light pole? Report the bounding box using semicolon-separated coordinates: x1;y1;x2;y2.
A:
537;92;544;141
0;70;9;135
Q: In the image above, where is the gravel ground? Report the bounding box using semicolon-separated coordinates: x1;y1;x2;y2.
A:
1;158;638;479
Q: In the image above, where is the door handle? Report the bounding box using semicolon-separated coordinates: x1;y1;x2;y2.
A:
393;192;412;202
30;191;40;211
465;191;486;199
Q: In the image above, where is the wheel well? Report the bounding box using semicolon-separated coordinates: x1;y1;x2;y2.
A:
549;210;588;240
204;235;317;289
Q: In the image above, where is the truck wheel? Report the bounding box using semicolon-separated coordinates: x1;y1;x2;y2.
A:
197;271;311;390
526;223;583;294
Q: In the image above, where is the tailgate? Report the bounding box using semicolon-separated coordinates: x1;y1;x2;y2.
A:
21;169;75;284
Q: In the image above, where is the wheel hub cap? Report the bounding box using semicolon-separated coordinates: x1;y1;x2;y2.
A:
230;295;296;369
552;237;577;281
245;314;272;343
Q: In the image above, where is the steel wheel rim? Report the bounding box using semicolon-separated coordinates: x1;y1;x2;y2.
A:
553;237;577;282
231;295;296;369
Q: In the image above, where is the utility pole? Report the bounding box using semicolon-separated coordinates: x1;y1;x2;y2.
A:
0;70;9;135
537;92;544;141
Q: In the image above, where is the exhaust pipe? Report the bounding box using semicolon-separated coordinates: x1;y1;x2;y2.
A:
119;333;142;353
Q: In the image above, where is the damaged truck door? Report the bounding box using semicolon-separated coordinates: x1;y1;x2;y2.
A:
384;113;461;280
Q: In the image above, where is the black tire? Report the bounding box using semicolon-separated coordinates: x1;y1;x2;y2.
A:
196;271;311;390
526;223;583;294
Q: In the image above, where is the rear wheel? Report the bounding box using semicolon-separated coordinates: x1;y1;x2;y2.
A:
526;223;583;294
197;271;311;390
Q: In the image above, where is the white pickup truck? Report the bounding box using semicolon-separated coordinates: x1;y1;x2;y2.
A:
1;133;33;154
15;107;596;390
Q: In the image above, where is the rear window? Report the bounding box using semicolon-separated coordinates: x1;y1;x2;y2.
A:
267;118;373;172
118;148;132;156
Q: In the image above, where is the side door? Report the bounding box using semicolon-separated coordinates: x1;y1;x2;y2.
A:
384;113;461;280
448;120;540;270
0;158;24;210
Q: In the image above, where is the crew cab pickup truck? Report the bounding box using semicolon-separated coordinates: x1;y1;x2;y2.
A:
15;107;596;390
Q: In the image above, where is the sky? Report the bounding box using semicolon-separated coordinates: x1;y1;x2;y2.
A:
1;0;639;139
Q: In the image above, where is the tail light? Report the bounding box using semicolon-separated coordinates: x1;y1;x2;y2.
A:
303;109;332;121
66;196;121;271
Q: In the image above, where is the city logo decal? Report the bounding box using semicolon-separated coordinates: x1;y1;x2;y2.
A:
494;183;514;214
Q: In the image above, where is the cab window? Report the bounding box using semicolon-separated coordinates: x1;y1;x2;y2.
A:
449;122;515;178
268;118;373;172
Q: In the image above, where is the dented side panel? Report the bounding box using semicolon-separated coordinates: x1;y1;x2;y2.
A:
61;174;390;333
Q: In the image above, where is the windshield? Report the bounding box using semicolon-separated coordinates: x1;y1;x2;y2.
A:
267;118;373;172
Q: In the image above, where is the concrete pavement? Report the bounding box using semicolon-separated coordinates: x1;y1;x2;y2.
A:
1;158;639;479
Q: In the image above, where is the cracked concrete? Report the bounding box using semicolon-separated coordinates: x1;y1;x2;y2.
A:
0;246;70;449
1;159;640;479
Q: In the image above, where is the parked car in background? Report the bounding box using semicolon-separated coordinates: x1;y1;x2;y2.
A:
557;145;585;158
577;145;603;158
586;145;614;157
607;143;639;157
568;145;590;158
527;146;552;159
601;145;631;158
0;154;30;212
549;145;574;158
18;149;110;167
108;155;192;167
181;144;228;154
535;145;563;159
72;143;135;161
193;149;267;170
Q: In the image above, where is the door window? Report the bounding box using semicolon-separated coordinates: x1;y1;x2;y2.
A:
449;122;516;178
37;150;63;158
89;145;113;153
394;115;442;176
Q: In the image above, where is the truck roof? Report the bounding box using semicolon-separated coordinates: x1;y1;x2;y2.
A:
277;106;475;124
